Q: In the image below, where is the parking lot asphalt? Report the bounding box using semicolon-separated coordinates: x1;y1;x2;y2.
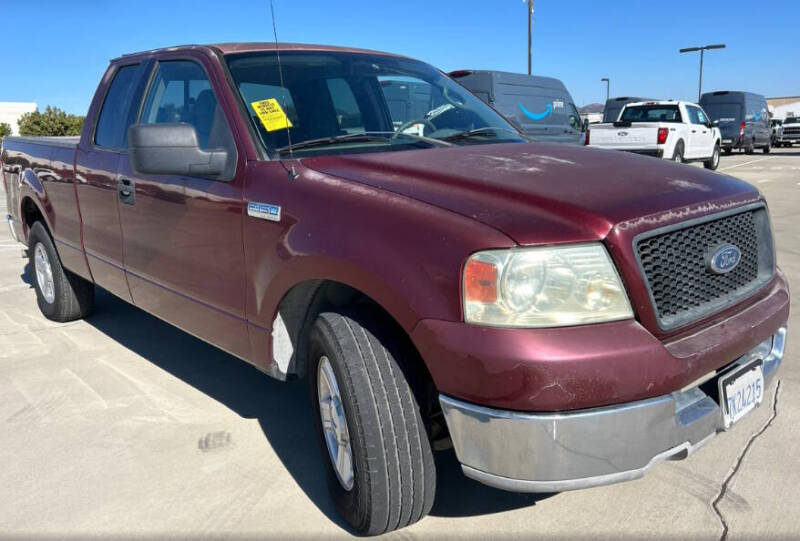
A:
0;148;797;539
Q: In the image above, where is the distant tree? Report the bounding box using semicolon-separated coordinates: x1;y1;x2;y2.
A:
17;106;85;137
0;122;12;139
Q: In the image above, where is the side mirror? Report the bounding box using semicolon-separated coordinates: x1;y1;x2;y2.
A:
712;120;719;127
128;123;231;179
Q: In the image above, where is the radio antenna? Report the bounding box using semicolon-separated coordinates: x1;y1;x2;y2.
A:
270;0;297;180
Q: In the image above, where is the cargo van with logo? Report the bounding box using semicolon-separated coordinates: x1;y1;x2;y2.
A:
450;70;585;144
699;91;771;154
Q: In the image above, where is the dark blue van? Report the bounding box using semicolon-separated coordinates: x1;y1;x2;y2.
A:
449;70;584;144
699;91;771;154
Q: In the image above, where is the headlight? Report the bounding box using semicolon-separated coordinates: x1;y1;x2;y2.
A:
463;243;633;327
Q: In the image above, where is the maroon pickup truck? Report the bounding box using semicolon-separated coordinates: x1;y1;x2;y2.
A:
1;43;789;535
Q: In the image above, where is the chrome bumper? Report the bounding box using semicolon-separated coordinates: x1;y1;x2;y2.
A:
6;214;21;244
440;327;786;493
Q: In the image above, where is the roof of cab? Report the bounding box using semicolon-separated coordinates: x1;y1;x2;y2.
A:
113;42;402;62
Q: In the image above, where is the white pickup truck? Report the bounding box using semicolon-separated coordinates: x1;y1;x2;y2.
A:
586;101;721;170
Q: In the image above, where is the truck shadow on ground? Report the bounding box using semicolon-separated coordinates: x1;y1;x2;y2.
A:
21;265;549;529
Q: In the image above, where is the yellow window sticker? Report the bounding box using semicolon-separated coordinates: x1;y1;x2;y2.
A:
251;98;293;132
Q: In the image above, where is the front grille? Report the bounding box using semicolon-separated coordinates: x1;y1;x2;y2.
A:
636;206;774;330
783;127;800;137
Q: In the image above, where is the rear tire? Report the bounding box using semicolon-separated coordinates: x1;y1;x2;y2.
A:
28;222;94;322
308;308;436;536
763;142;771;154
724;147;733;155
704;144;720;170
671;141;684;163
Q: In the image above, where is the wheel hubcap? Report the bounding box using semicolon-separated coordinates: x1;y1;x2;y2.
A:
317;356;354;490
34;243;55;304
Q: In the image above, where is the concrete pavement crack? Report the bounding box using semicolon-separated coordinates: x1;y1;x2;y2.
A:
711;379;781;541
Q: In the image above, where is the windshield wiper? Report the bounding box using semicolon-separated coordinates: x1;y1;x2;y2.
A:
439;126;526;143
276;131;451;154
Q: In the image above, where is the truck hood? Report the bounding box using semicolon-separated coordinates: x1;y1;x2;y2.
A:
302;142;760;245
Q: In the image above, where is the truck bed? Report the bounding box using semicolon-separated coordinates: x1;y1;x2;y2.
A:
2;136;85;277
588;122;661;150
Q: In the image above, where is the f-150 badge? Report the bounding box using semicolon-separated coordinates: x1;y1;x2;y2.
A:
248;202;281;222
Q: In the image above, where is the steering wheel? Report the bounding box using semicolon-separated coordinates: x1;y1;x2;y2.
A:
392;118;437;139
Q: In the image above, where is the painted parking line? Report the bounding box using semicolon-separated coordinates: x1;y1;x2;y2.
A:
719;157;770;171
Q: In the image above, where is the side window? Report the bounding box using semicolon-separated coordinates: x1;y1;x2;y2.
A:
95;64;140;149
568;103;583;131
686;106;699;124
140;60;233;151
327;78;364;133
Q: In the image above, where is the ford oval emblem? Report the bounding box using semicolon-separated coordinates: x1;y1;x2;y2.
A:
708;244;741;274
618;131;628;136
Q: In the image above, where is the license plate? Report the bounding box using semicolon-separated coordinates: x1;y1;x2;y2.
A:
718;360;764;428
722;139;733;144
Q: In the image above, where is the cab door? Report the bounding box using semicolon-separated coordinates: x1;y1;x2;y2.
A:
117;55;250;360
686;105;712;158
75;62;146;302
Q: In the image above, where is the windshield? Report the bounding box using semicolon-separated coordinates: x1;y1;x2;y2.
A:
785;117;800;124
619;105;682;123
700;103;741;123
226;51;525;157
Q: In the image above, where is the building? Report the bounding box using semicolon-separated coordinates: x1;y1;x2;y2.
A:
767;96;800;120
0;102;38;135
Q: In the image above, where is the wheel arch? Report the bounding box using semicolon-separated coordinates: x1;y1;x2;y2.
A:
19;193;51;243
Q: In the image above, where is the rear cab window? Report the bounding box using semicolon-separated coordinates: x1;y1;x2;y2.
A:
94;64;141;149
620;104;682;123
686;106;708;125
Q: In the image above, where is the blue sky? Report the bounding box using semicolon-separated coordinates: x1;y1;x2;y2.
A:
1;0;797;115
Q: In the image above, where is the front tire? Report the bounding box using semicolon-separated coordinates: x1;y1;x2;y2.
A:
28;222;94;322
763;142;771;154
308;309;436;536
704;144;720;170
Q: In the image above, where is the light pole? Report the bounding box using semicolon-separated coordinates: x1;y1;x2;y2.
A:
679;44;726;101
601;78;610;102
526;0;535;75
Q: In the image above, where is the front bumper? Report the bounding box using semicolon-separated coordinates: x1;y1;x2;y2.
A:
440;327;785;493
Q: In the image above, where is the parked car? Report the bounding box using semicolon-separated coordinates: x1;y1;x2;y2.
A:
771;118;784;146
1;43;789;536
602;96;655;123
586;100;722;169
777;116;800;147
700;91;771;154
449;70;585;144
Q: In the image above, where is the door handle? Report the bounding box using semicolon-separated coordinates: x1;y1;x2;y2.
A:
118;178;135;205
692;130;697;133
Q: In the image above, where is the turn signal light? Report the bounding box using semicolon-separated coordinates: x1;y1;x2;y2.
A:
739;121;746;137
657;127;669;144
464;259;498;303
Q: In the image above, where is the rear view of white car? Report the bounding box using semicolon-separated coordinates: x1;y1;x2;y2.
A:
586;101;721;170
